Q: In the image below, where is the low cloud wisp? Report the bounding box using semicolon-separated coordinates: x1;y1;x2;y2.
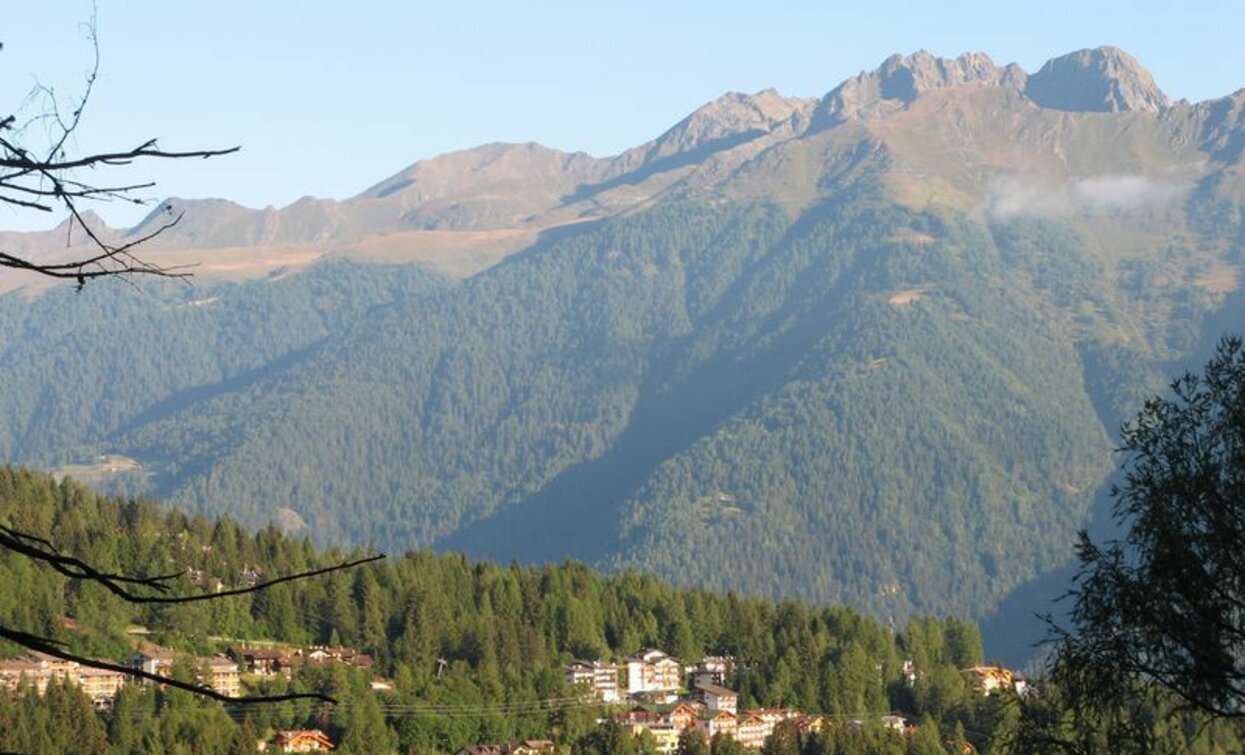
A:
988;173;1190;220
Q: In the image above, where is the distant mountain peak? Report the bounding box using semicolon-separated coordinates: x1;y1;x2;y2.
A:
1025;46;1170;113
646;88;815;159
814;50;1024;126
811;46;1170;127
57;208;107;232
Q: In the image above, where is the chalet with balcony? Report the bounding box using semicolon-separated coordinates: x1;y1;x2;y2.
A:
693;682;738;714
625;648;681;701
229;646;295;677
199;656;241;697
694;710;737;739
565;660;620;702
667;701;700;730
736;713;774;749
305;645;374;670
76;665;128;708
965;665;1017;695
268;728;335;752
689;656;732;689
126;645;179;677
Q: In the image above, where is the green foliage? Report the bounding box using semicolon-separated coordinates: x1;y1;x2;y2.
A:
1013;336;1245;752
1011;680;1245;755
573;721;643;755
711;731;749;755
678;728;711;755
1067;336;1245;715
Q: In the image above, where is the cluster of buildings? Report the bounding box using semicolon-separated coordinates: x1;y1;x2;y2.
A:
0;651;128;708
457;740;556;755
0;647;241;708
0;649;346;751
563;649;1025;753
564;649;822;752
0;640;382;710
3;635;1024;753
567;650;730;706
126;645;243;697
612;700;831;752
228;644;375;678
257;728;335;752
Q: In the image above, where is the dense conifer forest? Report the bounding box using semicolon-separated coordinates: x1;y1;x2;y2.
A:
1;468;1241;753
5;186;1229;632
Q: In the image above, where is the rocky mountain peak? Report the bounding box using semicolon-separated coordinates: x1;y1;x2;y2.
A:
1024;46;1170;113
814;51;1021;126
875;50;1010;100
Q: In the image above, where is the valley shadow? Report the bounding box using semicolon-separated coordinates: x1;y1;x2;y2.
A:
977;485;1113;671
110;338;328;441
439;197;865;565
980;285;1245;668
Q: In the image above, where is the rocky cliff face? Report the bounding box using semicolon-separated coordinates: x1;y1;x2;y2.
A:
813;51;1026;126
811;46;1172;129
1025;46;1171;113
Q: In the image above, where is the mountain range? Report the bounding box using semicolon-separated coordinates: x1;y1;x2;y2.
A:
1;47;1242;664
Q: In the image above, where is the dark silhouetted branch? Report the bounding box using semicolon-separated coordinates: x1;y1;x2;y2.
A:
0;15;237;286
0;523;385;605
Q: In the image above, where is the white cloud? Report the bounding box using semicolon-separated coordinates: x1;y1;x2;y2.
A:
987;173;1190;220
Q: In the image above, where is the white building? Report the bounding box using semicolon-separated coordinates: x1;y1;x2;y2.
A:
625;649;681;699
693;682;738;714
566;660;620;702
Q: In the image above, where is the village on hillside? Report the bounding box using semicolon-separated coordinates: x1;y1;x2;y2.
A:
0;642;379;752
0;640;1028;753
473;649;1030;755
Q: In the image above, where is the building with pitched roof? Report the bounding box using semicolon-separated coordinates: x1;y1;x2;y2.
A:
269;728;334;752
693;682;738;714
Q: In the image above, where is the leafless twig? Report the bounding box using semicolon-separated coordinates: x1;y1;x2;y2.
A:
0;15;238;288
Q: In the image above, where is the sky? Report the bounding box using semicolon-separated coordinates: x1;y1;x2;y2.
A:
2;0;1243;231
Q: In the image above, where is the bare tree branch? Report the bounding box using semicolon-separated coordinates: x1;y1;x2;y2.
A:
0;14;237;287
0;523;385;604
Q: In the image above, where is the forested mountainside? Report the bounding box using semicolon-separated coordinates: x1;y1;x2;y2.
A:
0;47;1243;648
0;468;985;754
3;468;1242;754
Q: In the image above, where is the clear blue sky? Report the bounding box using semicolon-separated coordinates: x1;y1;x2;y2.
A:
2;0;1243;231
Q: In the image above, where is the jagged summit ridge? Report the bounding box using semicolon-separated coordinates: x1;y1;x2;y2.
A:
813;51;1026;126
873;50;1023;100
812;46;1169;127
1025;46;1170;113
0;45;1203;275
